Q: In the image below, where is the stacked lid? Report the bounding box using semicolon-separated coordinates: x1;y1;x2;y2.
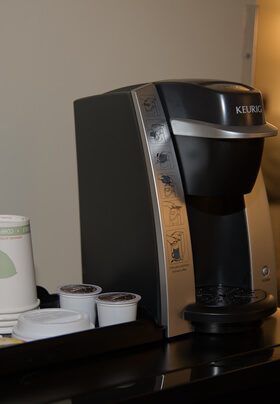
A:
12;308;93;341
0;300;40;334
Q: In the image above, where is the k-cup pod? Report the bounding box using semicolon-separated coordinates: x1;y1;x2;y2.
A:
0;215;39;314
95;292;141;327
56;284;102;325
12;308;93;341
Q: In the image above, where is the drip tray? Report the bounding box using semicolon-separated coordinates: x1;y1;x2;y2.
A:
184;286;277;333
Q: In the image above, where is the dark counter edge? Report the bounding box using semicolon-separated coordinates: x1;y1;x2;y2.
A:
84;343;280;404
121;344;280;404
0;318;165;376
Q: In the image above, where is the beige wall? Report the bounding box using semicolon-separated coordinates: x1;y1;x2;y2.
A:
254;0;280;283
255;0;280;116
254;0;280;201
0;0;256;292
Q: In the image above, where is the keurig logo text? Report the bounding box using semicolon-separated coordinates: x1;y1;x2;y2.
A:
235;105;262;114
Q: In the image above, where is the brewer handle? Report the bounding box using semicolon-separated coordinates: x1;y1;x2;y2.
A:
171;118;278;139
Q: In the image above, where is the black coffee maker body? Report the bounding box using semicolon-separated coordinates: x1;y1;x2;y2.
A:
74;80;278;337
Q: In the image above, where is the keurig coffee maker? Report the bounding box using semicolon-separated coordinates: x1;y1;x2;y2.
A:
74;80;278;337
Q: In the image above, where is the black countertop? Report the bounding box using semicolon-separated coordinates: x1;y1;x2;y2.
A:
2;309;280;403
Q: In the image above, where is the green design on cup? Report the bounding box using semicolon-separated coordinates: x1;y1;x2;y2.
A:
0;225;30;237
0;250;17;278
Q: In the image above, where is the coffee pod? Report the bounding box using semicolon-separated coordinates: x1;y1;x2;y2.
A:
95;292;141;327
56;284;102;325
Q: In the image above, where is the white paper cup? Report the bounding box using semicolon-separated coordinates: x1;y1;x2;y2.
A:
12;308;93;341
95;292;141;327
56;284;102;325
0;215;39;314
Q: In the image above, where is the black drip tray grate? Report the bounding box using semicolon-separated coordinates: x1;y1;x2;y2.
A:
196;286;266;307
184;285;277;333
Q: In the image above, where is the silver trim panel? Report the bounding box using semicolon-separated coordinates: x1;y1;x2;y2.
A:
131;84;196;337
244;170;278;300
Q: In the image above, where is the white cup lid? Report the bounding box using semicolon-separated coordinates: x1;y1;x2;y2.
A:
95;292;141;305
56;284;102;297
12;308;93;341
0;215;30;225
